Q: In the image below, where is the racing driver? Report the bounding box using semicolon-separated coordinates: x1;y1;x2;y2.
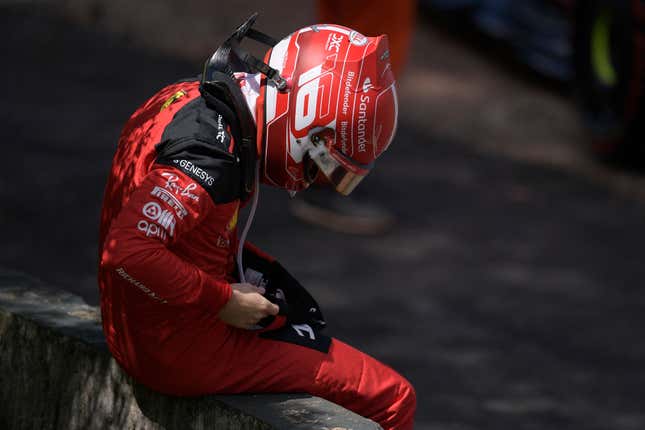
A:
98;15;416;430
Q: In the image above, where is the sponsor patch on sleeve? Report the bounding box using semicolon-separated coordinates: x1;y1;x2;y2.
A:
150;186;188;219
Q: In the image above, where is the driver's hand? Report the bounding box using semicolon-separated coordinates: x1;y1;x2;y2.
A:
217;283;280;329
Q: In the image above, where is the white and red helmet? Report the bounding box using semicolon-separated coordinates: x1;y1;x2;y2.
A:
257;24;398;195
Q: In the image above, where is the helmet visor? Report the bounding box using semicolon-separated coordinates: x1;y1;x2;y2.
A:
307;137;371;196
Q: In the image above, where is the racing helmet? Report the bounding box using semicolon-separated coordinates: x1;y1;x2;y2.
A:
202;15;398;196
258;24;398;195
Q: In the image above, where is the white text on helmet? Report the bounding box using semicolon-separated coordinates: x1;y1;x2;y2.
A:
294;65;323;131
357;94;370;152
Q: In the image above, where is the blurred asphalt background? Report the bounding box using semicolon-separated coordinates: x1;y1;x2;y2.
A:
2;2;645;429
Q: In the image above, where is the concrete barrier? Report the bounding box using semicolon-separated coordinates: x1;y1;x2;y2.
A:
0;269;381;430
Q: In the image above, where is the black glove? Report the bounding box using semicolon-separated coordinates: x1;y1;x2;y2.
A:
239;248;326;330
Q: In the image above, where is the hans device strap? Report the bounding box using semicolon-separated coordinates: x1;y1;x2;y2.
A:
199;78;256;199
200;13;288;199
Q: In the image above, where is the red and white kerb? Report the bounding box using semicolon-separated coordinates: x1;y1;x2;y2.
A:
257;24;398;194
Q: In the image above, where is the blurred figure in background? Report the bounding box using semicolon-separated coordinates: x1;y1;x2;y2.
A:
289;0;416;235
318;0;415;78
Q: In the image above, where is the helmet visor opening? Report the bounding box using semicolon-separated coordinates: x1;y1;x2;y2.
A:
326;165;367;196
307;134;371;195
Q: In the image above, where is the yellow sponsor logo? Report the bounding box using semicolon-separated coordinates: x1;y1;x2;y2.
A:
160;89;187;112
227;207;239;232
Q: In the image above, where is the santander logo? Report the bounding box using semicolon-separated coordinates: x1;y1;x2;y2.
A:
362;77;372;93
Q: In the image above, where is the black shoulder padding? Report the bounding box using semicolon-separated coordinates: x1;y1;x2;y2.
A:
155;97;242;204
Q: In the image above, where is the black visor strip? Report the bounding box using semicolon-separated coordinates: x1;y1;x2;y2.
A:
231;45;278;79
230;45;287;91
246;28;278;47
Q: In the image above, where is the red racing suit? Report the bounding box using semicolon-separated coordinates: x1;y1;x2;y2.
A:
98;79;416;429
